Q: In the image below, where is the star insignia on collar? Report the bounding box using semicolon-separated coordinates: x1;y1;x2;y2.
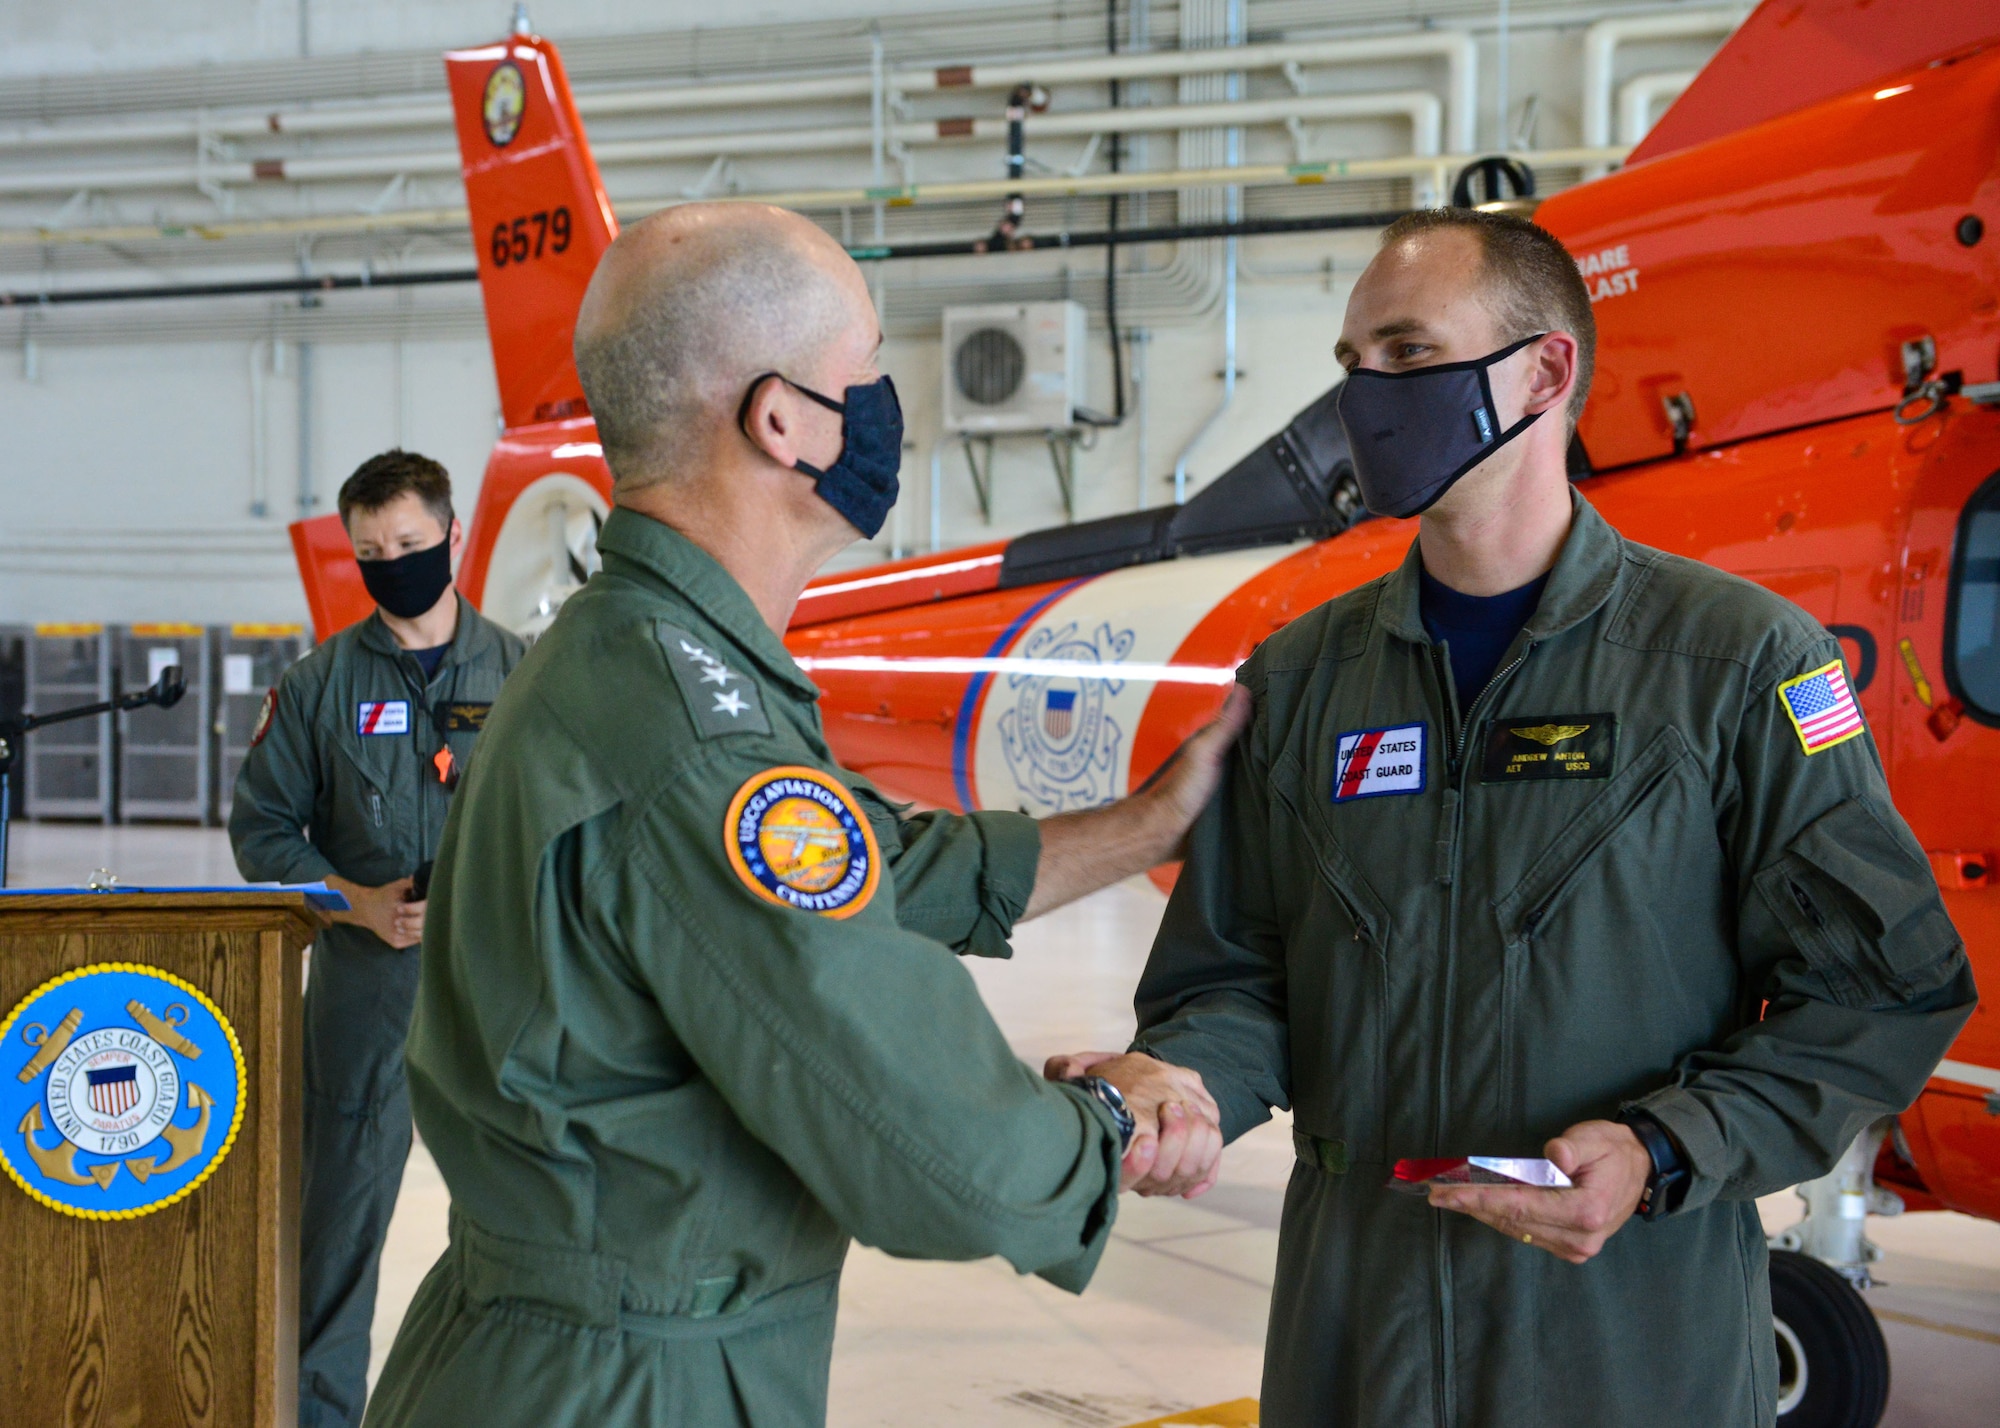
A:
699;664;735;686
712;689;749;718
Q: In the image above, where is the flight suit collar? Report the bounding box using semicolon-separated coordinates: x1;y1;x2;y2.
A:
356;595;496;677
595;506;820;701
1375;487;1625;646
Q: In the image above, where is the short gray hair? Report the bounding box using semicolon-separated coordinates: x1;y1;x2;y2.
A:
575;218;854;493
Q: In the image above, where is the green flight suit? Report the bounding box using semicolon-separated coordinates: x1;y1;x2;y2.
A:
1133;493;1976;1427
363;509;1122;1428
229;599;525;1428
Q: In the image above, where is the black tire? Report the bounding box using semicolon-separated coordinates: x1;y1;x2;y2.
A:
1770;1249;1891;1428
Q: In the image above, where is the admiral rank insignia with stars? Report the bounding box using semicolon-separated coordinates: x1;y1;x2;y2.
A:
0;963;246;1220
1481;715;1617;782
657;623;770;738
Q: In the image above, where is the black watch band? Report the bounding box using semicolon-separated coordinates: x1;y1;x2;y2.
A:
1619;1110;1690;1221
1073;1075;1136;1153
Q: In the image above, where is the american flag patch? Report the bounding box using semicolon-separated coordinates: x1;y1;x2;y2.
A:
1778;659;1864;755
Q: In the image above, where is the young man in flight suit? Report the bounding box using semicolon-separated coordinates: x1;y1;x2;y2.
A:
230;450;526;1428
1059;209;1977;1425
362;203;1230;1428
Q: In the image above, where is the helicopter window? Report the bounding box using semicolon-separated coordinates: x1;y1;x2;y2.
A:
1946;471;2000;722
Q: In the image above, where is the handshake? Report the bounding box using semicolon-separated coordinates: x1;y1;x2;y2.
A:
1044;1051;1223;1199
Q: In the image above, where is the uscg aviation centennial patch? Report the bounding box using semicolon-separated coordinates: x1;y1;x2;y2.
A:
725;766;881;919
0;963;245;1219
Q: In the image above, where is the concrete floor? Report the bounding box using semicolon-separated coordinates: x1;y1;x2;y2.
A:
13;823;2000;1426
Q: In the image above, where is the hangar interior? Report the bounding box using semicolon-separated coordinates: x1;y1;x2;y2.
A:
1;2;1997;1426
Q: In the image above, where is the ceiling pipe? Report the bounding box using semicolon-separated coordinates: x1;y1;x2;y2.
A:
0;144;1628;248
1617;69;1696;145
0;90;1445;195
0;32;1476;155
1582;7;1745;171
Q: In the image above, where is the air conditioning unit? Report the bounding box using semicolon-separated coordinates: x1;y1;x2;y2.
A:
941;300;1087;434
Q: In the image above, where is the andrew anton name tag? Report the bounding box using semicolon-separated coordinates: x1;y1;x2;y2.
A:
1480;714;1616;782
1333;723;1427;801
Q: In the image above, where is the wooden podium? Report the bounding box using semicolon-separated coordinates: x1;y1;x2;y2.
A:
0;892;318;1428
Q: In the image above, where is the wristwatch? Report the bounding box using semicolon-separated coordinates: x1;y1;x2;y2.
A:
1618;1110;1691;1221
1071;1075;1137;1153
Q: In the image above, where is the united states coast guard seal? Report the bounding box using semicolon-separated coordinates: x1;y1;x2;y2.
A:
726;766;881;919
0;963;245;1219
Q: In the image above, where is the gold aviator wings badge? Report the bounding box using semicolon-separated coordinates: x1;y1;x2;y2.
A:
1511;723;1590;746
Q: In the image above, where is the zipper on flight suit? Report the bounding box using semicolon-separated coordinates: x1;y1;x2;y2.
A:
1422;631;1535;1428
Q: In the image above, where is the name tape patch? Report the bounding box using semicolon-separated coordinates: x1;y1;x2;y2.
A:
725;766;881;918
1332;723;1427;801
437;702;492;734
356;700;409;736
1480;715;1617;783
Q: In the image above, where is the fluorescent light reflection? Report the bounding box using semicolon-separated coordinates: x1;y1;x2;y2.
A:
798;552;1004;601
1873;84;1913;100
550;442;603;459
795;654;1239;685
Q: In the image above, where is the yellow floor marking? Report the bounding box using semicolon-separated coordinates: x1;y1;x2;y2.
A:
1874;1307;2000;1348
1118;1400;1260;1428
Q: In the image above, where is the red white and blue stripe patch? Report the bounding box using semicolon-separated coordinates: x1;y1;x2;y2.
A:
356;700;410;736
1333;722;1427;801
1778;660;1864;754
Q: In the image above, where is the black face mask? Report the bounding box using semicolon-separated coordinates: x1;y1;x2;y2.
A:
1335;333;1547;519
740;372;903;539
357;537;454;619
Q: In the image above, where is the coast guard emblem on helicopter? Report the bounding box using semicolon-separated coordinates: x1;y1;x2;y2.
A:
0;963;245;1220
997;621;1136;812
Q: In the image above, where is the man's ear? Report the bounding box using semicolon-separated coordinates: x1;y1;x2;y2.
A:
741;374;803;470
447;516;465;569
1525;332;1579;418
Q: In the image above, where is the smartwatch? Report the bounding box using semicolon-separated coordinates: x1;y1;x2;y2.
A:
1618;1110;1690;1221
1072;1075;1137;1153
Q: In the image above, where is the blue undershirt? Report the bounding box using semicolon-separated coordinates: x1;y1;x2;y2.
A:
410;643;450;680
1418;567;1549;714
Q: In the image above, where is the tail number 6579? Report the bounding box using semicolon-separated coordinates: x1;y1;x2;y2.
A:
490;207;572;268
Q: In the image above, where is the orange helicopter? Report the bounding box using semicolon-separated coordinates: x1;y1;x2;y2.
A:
288;4;1998;1422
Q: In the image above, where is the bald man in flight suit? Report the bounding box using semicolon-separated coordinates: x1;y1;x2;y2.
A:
363;203;1232;1428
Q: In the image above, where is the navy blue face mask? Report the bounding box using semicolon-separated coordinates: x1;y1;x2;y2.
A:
739;372;904;539
1335;333;1547;518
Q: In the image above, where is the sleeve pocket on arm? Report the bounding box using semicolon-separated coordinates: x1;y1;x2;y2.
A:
1752;797;1963;1008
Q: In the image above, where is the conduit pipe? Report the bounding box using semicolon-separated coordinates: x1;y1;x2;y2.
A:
0;145;1629;248
0;33;1477;154
0;90;1445;195
1617;69;1695;145
1583;8;1744;160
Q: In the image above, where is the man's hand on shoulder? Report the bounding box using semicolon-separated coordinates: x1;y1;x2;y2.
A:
1146;684;1252;860
1045;1050;1223;1199
1426;1119;1653;1264
1024;687;1251;918
327;874;426;950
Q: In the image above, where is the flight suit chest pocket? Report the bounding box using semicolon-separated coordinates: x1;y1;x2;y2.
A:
326;716;402;871
1491;726;1690;942
434;693;498;786
1752;797;1962;1007
1271;747;1394;1160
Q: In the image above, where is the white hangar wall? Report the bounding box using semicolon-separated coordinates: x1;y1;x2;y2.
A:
0;0;1742;625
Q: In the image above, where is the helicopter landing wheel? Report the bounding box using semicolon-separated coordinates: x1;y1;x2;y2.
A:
1770;1249;1890;1428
